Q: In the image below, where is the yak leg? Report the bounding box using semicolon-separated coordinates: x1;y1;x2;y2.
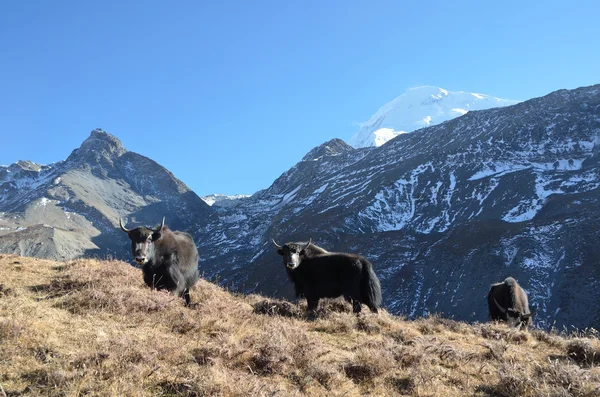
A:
307;297;320;311
344;279;362;313
182;288;191;306
143;271;156;289
306;297;320;319
169;266;190;306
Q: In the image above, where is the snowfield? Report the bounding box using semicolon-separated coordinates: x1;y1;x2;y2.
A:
348;86;520;148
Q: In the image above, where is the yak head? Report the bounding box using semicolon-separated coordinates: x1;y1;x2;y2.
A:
119;217;165;265
494;298;535;328
273;239;312;270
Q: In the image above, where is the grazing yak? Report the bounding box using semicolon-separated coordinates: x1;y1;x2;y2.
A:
119;217;199;306
488;277;534;328
273;239;382;314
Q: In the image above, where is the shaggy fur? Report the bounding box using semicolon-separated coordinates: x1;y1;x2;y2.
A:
120;218;199;306
274;240;382;314
488;277;534;328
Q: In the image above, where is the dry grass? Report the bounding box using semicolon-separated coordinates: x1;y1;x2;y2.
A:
1;254;600;396
565;339;600;367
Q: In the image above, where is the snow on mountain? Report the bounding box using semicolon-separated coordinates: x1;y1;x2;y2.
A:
195;84;600;330
201;194;250;208
348;86;520;148
4;85;600;331
0;129;211;260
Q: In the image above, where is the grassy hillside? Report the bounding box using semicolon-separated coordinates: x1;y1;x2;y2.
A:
1;255;599;396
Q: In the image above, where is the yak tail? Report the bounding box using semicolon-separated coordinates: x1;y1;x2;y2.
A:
360;259;382;313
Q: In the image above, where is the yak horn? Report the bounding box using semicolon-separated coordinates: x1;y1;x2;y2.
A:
303;238;313;250
272;239;282;250
119;218;131;233
155;217;165;232
493;297;507;314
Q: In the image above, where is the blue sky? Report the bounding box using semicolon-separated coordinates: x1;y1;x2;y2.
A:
1;1;599;196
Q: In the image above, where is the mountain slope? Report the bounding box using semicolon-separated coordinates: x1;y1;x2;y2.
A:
195;84;600;330
2;86;599;331
2;255;600;397
348;86;520;148
0;129;212;260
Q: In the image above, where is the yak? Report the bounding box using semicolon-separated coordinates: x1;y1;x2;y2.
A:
120;217;199;306
273;239;382;314
488;277;534;328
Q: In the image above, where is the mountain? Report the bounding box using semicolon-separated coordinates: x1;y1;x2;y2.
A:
348;86;520;148
0;129;211;260
201;193;251;208
195;84;600;330
3;85;600;331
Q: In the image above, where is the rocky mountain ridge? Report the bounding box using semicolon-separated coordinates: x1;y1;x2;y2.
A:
0;129;211;260
195;85;600;330
1;85;599;330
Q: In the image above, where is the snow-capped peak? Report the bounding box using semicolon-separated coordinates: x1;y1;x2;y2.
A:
201;194;250;208
348;86;520;148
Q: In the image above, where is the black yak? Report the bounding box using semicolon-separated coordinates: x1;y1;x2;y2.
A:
120;217;199;306
488;277;534;328
273;239;382;314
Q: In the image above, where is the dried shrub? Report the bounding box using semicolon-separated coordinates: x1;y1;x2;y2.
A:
170;314;201;334
478;323;530;344
0;317;24;341
319;298;352;314
344;363;375;384
479;324;506;340
417;321;441;335
58;286;176;315
531;329;564;348
154;380;204;397
388;376;416;394
69;352;110;370
0;284;13;297
389;327;421;345
29;276;87;300
566;339;600;367
253;300;300;318
493;363;536;397
423;342;462;363
535;360;600;397
356;315;381;334
313;313;355;334
392;345;423;368
431;316;466;333
307;363;340;390
289;336;340;390
31;346;60;363
344;347;395;384
508;330;530;344
21;367;72;391
480;341;509;361
245;330;294;376
248;349;289;375
191;347;219;366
